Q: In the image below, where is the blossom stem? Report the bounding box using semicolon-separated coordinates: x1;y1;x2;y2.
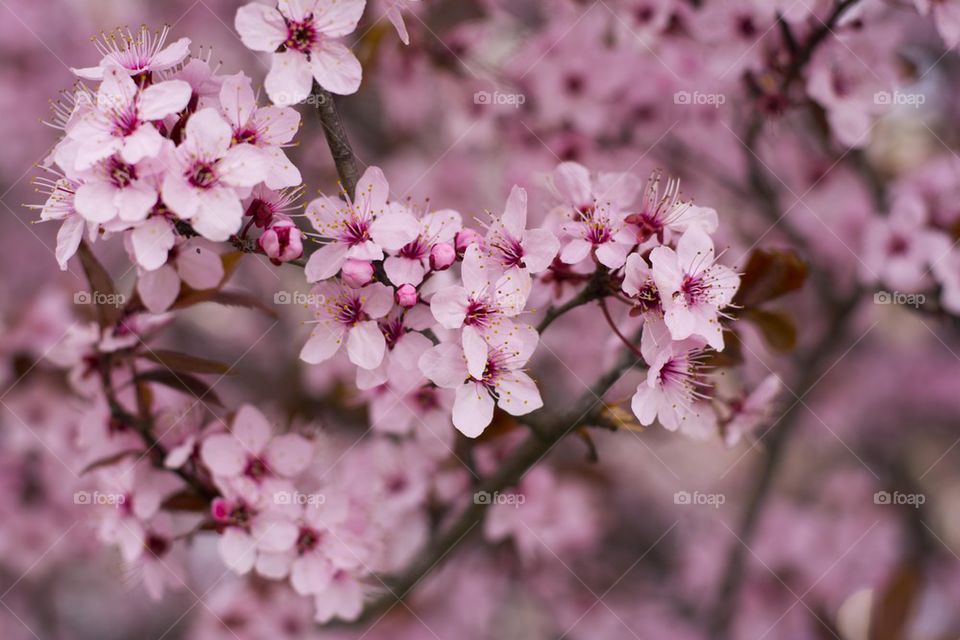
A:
598;297;644;360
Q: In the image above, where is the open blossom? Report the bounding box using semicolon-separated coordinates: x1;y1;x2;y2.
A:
378;205;462;286
200;405;315;494
68;66;191;170
162;108;265;241
419;323;543;437
304;166;391;282
73;154;163;225
650;227;739;351
551;163;637;269
235;0;366;105
210;488;300;575
621;171;718;247
218;71;302;189
430;244;531;366
71;26;191;80
861;194;950;293
631;318;712;432
481;185;559;282
299;281;395;369
622;253;662;317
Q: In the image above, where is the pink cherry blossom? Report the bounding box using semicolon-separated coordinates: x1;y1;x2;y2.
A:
419;322;543;437
299;281;395;369
621;171;718;247
200;405;314;490
68;67;191;170
304;166;390;282
551;162;637;269
73;154;163;225
861;194;950;293
379;205;461;286
219;71;302;189
622;253;662;317
481;185;559;281
162;108;266;241
650;227;739;351
235;0;366;104
71;26;191;80
631;319;713;432
209;489;300;574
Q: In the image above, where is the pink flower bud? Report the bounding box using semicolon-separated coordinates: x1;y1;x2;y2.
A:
429;242;456;271
341;259;374;288
396;283;418;308
454;228;483;255
257;216;303;265
211;497;231;522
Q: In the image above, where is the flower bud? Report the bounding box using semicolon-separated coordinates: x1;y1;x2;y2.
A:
396;283;418;308
454;228;483;255
429;242;456;271
211;497;231;522
341;259;374;288
257;216;303;265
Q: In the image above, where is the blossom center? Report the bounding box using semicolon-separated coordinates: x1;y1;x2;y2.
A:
464;299;494;328
187;161;218;189
335;296;368;326
340;217;371;247
296;526;322;554
109;158;138;188
285;18;318;53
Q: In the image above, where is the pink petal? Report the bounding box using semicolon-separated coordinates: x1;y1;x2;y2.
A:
304;242;349;282
346;320;386;369
55;216;84;270
418;342;468;389
453;382;494;437
192;187;244;241
520;228;559;273
200;434;247;476
370;205;419;250
253;106;301;145
184;108;232;160
235;2;287;52
138;80;192;120
309;40;362;96
359;282;394;318
131;217;175;270
300;323;345;364
218;143;265;187
265;51;314;106
119;124;164;165
74;182;117;223
176;240;224;290
218;528;257;574
495;371;542;417
219;72;257;130
314;0;366;37
291;554;334;596
384;256;426;286
461;326;487;380
429;286;469;328
232;405;273;453
265;434;314;476
501;185;528;239
137;264;180;313
150;37;192;71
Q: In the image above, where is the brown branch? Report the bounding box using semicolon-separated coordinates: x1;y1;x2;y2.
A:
311;82;361;200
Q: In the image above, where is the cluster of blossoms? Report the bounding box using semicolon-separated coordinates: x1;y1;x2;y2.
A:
22;0;960;636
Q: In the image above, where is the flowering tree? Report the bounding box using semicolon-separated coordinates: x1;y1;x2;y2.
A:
7;0;960;637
